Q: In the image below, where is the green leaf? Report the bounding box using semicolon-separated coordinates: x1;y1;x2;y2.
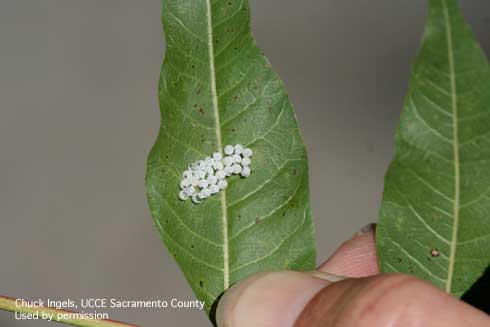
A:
377;0;490;297
145;0;316;317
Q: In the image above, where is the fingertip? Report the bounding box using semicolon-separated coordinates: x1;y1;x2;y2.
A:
216;271;333;327
319;223;379;277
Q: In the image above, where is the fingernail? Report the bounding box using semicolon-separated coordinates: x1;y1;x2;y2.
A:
216;271;331;327
306;270;346;282
355;223;375;237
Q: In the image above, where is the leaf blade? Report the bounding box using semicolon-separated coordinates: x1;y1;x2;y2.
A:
146;0;316;315
377;0;490;297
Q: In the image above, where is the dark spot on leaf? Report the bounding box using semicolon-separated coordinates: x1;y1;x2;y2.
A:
199;107;205;114
397;257;403;263
199;280;204;287
293;168;297;176
234;96;239;101
191;65;195;69
234;47;238;51
231;128;236;132
238;214;241;219
228;1;232;5
191;244;195;249
255;217;261;224
282;212;286;217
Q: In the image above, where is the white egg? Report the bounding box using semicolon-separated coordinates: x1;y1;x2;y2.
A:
241;166;251;177
241;157;251;166
223;156;233;167
208;175;218;185
224;166;234;176
212;152;222;161
224;145;234;155
218;179;228;190
210;185;220;194
232;154;242;163
242;148;253;157
179;190;189;201
232;164;242;174
215;170;226;180
234;144;244;154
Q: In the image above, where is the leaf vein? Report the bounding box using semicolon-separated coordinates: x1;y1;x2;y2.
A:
229;158;303;208
388;237;446;282
155;219;223;272
230;208;307;272
230;170;304;240
166;8;206;43
409;97;453;144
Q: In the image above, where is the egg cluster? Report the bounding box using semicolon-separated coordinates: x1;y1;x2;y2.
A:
178;144;253;204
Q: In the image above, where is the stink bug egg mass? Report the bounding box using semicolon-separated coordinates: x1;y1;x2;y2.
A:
178;144;254;203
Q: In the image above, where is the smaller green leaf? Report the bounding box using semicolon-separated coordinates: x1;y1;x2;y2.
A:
377;0;490;297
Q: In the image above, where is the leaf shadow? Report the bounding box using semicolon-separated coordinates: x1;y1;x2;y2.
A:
461;264;490;314
209;292;224;326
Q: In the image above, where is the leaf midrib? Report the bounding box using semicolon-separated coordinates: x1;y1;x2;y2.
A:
205;0;230;290
442;0;460;294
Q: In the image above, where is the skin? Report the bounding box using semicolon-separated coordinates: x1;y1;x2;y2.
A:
216;224;490;327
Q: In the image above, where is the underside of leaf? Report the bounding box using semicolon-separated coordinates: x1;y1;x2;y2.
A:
377;0;490;297
146;0;316;316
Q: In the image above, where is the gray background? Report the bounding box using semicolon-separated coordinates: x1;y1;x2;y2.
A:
1;1;489;326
